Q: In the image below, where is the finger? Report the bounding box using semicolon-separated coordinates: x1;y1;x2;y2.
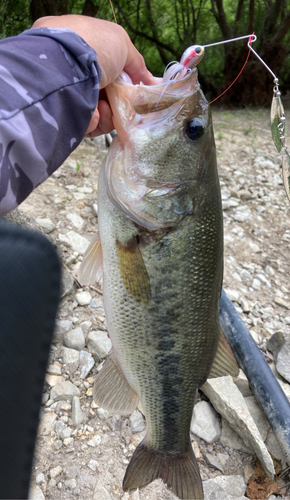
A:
85;100;113;137
124;46;154;86
85;108;100;136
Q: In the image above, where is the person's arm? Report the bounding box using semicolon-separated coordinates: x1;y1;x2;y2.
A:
0;16;153;217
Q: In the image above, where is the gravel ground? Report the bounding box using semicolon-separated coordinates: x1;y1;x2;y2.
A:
19;107;290;500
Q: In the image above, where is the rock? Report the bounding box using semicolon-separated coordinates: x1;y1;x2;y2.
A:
265;265;275;277
275;338;290;383
80;320;92;336
244;396;269;440
244;463;255;483
72;396;83;425
251;278;261;291
64;328;85;350
60;269;74;298
45;374;63;387
190;401;221;443
59;426;72;440
203;475;247;499
205;453;224;471
50;381;80;401
224;289;240;303
92;203;98;216
240;298;250;312
97;407;110;420
66;230;90;254
220;419;253;453
54;420;67;439
62;347;80;364
49;466;63;479
129;410;146;433
28;485;45;500
93;482;111;500
88;459;99;472
265;429;287;466
36;217;55;233
75;291;92;306
274;297;290;310
248;241;261;253
234;379;252;397
87;330;112;359
47;363;62;376
255;273;271;288
66;213;84;230
35;473;45;485
87;434;102;447
79;350;95;379
38;412;57;436
53;319;73;343
267;331;286;356
64;479;77;489
201;376;275;478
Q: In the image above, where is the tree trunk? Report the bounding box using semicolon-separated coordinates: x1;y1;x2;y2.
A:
30;0;68;22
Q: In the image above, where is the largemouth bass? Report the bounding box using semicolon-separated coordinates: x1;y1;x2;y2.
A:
79;65;237;499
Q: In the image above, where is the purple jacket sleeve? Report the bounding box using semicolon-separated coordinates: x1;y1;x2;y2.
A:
0;27;102;216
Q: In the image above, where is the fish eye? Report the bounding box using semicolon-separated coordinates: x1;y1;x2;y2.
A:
185;118;205;141
195;46;202;54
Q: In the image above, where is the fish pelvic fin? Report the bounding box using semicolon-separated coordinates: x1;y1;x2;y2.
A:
208;327;239;379
123;439;204;500
77;231;103;285
93;353;138;414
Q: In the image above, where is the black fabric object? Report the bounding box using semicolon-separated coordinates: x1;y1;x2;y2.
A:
0;222;61;499
220;289;290;466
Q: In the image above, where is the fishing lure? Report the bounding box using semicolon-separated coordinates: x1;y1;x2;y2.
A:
171;34;290;203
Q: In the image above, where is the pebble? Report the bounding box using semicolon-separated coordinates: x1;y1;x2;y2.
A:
248;241;261;253
79;350;95;379
274;297;290;309
75;291;92;306
29;485;45;500
45;374;63;387
87;330;112;359
205;453;224;471
63;437;74;447
80;320;92;336
64;479;77;489
72;396;83;425
224;289;240;303
265;265;275;277
60;269;74;298
38;412;57;436
62;346;80;364
93;482;111;500
129;410;146;433
66;230;90;254
35;217;55;233
92;203;98;216
251;278;262;291
275;338;290;383
53;319;73;343
88;459;99;472
50;381;80;401
97;407;110;420
49;466;63;479
190;400;221;443
87;434;102;447
203;475;247;499
47;363;62;376
66;213;84;230
64;327;85;350
35;473;45;485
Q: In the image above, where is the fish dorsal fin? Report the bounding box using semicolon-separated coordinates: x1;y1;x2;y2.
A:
116;238;151;303
77;231;103;285
93;353;138;414
208;327;239;379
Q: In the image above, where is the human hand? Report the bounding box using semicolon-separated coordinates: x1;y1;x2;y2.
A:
32;15;154;137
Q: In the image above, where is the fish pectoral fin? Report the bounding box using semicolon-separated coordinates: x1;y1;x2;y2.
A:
77;232;103;285
116;238;150;303
123;438;204;499
208;327;239;379
93;353;138;414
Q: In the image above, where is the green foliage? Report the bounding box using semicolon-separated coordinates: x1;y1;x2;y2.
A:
0;0;31;38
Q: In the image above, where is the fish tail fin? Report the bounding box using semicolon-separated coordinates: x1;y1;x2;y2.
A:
123;439;204;499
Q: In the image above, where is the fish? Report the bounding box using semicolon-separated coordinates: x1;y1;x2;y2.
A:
78;63;238;499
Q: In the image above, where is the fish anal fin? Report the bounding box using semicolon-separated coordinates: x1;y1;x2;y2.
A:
208;327;239;379
77;231;103;285
123;439;204;499
116;238;150;303
93;354;138;414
